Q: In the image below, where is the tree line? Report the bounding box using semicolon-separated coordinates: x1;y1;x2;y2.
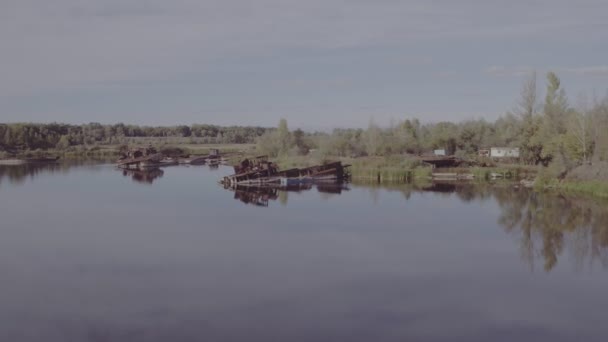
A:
0;123;271;152
257;71;608;175
2;71;607;177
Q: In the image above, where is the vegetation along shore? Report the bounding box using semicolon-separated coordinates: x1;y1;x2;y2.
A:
2;72;608;198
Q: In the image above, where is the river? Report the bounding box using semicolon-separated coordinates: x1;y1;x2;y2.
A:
1;162;607;341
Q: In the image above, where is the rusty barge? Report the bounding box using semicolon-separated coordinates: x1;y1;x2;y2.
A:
221;156;350;186
116;147;166;170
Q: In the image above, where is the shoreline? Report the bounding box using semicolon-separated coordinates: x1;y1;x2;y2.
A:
4;147;608;200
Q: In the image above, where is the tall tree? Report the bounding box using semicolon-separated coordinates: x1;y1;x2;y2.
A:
517;71;538;120
363;120;383;156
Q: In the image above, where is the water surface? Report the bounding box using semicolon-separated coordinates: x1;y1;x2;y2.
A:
1;162;607;342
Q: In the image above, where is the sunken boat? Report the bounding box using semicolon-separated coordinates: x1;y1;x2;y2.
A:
116;147;165;170
221;156;350;186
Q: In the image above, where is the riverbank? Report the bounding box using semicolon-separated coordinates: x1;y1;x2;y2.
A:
531;162;608;199
273;154;608;200
5;144;608;200
271;154;538;183
557;181;608;199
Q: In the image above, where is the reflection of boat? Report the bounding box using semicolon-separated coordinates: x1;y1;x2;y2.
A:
0;156;60;165
225;182;349;207
121;168;164;184
229;184;312;207
222;156;350;186
316;183;350;194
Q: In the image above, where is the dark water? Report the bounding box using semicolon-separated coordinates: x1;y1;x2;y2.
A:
1;162;608;342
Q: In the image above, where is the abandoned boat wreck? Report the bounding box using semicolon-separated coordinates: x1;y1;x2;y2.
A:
116;147;167;170
221;156;351;186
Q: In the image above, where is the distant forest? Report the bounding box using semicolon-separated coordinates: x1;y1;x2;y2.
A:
0;124;271;151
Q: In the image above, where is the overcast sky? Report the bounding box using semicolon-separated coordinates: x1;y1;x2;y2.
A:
1;0;607;128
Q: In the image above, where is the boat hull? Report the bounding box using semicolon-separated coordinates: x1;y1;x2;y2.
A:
222;161;350;186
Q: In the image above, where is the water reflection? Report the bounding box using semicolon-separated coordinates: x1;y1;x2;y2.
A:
495;189;608;272
121;168;164;184
355;181;608;272
227;183;350;207
0;160;105;187
3;165;608;340
3;161;607;273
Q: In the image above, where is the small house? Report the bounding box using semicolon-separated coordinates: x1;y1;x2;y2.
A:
433;149;446;156
490;147;520;158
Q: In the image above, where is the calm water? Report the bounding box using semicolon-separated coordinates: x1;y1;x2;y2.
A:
1;162;608;342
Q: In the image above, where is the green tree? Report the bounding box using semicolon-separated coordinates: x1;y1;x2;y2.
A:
277;118;293;156
363;120;383;156
55;135;71;149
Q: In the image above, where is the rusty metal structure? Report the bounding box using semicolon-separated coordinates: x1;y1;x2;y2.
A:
116;147;164;169
222;156;350;186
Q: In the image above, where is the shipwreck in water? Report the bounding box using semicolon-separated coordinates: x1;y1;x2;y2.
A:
116;147;168;169
221;156;350;186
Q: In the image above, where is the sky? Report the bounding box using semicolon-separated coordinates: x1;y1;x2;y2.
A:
1;0;608;129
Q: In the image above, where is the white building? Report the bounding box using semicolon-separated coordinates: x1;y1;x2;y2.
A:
434;149;446;156
490;147;520;158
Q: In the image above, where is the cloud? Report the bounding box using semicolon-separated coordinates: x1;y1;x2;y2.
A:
483;66;535;77
2;0;607;95
1;0;608;125
485;65;608;78
559;66;608;76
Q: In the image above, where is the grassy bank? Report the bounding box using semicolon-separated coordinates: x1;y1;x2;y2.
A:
556;181;608;199
530;163;608;199
270;155;432;182
348;164;432;183
269;155;543;183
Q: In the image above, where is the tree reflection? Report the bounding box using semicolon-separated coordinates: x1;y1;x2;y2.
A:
439;184;608;272
491;188;608;272
353;181;608;272
0;161;104;188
